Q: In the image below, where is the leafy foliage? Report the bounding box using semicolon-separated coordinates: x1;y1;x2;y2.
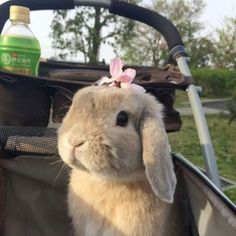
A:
50;1;138;64
116;0;207;67
191;68;236;123
212;18;236;69
50;0;236;70
192;68;236;97
209;18;236;122
188;36;216;68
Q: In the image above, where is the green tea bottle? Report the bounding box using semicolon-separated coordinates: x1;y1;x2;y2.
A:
0;5;41;76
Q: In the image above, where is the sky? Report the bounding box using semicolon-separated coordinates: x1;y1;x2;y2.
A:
1;0;236;61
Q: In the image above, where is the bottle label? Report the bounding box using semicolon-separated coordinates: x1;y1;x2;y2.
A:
0;36;41;76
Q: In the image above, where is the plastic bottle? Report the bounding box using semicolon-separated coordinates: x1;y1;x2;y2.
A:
0;5;41;76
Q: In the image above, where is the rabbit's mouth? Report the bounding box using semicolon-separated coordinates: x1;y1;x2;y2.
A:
73;141;120;175
59;132;142;180
73;158;88;171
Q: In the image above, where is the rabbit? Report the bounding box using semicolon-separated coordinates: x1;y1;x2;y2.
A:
58;85;189;236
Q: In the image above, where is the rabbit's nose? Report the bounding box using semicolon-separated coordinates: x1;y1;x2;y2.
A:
75;141;86;148
74;141;88;158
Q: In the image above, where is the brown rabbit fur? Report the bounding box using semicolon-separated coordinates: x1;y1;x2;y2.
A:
58;86;189;236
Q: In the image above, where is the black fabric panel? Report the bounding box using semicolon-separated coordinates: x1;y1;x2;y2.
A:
0;167;6;236
109;0;184;50
0;83;51;127
0;0;75;32
0;155;67;188
4;167;72;236
0;154;71;236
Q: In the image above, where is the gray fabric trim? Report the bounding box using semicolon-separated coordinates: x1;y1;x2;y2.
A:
183;168;236;235
189;170;236;230
174;154;236;213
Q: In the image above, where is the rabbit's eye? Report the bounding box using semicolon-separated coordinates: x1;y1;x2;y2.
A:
116;111;129;127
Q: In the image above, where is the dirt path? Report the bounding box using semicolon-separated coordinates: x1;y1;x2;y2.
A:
176;98;231;116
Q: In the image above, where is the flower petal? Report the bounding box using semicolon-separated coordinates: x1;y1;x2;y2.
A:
123;68;136;80
119;74;133;83
110;58;123;78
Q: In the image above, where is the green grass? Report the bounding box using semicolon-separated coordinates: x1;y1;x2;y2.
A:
224;188;236;203
168;114;236;202
174;90;188;107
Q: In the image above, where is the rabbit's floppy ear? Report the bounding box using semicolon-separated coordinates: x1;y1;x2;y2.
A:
140;96;176;203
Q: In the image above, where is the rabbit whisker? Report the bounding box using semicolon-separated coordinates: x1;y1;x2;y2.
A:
53;163;68;188
50;159;64;166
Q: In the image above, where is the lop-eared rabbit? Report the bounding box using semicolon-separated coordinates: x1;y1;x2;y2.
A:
58;86;189;236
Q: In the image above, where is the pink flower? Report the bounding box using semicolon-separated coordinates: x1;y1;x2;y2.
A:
109;58;145;93
109;58;124;79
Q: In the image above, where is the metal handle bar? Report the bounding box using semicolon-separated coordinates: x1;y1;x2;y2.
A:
0;0;184;58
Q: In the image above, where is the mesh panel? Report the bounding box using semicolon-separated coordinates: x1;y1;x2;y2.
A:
5;136;58;155
0;127;57;155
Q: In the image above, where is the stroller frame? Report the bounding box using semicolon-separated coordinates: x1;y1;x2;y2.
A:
0;0;220;188
72;0;221;188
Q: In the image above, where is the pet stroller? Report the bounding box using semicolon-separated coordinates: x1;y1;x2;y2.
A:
0;0;235;235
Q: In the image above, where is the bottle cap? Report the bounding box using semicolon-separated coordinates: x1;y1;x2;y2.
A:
10;6;30;24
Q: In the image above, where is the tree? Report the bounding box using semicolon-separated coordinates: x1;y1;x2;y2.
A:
116;0;207;67
210;17;236;123
188;36;216;68
50;1;138;64
212;17;236;69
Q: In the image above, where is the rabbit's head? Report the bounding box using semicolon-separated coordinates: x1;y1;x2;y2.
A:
58;86;176;203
